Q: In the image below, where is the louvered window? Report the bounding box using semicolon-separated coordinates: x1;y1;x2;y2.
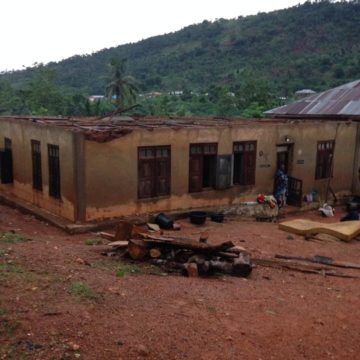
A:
233;141;257;185
48;144;61;199
138;146;171;199
189;143;217;192
31;140;42;191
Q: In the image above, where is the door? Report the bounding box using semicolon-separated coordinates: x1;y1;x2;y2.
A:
276;144;292;174
287;176;303;207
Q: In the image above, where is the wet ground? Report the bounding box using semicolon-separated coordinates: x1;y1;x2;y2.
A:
0;204;360;359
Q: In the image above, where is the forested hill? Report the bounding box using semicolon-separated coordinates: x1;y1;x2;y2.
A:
2;0;360;96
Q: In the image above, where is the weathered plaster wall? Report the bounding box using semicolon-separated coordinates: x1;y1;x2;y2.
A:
85;121;357;221
0;119;79;221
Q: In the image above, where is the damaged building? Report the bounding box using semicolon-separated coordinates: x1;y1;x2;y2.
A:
0;80;359;225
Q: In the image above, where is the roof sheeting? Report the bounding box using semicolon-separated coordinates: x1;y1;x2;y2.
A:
266;79;360;117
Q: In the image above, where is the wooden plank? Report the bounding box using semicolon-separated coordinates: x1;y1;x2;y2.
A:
107;240;128;248
99;232;115;240
253;257;359;278
275;254;360;270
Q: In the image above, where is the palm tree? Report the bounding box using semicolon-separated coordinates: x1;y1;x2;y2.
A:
105;58;138;110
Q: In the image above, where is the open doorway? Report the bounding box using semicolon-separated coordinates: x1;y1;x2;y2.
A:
276;144;293;174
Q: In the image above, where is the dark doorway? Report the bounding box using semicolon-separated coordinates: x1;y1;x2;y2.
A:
202;155;216;188
276;144;293;174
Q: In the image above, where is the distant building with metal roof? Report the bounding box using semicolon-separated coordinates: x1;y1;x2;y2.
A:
266;79;360;119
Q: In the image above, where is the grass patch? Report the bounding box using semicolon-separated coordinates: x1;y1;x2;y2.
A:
92;258;165;277
84;238;103;246
0;232;30;244
116;263;141;278
0;307;19;337
0;262;23;274
68;281;101;302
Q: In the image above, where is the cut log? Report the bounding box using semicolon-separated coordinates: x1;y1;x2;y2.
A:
128;239;149;260
275;254;360;270
149;248;162;259
209;260;234;275
187;255;210;275
232;253;253;277
184;263;199;277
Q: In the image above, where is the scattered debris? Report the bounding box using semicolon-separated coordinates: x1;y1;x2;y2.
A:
103;222;253;278
275;254;360;270
147;223;160;232
319;203;335;217
253;257;359;278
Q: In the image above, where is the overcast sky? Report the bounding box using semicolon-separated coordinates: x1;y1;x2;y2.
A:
0;0;307;72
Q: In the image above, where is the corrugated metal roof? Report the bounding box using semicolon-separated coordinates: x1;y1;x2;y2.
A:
266;79;360;117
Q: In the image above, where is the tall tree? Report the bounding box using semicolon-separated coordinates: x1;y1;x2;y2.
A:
105;58;138;110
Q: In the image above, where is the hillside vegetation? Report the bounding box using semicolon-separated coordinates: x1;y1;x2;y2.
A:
1;0;360;117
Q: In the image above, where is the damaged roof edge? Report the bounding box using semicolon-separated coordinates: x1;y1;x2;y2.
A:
0;114;345;143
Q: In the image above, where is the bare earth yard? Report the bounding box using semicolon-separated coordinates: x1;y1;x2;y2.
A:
1;203;360;360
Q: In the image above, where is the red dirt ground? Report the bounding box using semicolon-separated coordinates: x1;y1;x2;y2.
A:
1;204;360;360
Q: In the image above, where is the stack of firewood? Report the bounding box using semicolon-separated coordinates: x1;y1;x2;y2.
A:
101;222;253;278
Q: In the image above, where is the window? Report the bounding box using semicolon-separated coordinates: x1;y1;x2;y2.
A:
315;140;334;179
0;137;14;184
189;143;217;192
233;141;256;186
138;146;171;199
31;140;42;191
48;144;61;198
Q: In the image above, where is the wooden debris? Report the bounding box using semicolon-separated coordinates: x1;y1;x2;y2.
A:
149;248;162;259
139;233;234;253
107;240;128;248
253;257;359;278
99;232;115;240
115;221;134;240
147;223;160;232
184;262;199;277
275;254;360;270
103;225;253;278
128;239;149;260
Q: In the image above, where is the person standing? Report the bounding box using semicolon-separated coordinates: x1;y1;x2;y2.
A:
274;165;288;208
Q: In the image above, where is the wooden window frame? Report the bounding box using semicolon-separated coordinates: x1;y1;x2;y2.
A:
189;143;218;193
48;144;61;199
315;140;335;180
31;140;42;191
233;141;257;186
138;145;171;199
